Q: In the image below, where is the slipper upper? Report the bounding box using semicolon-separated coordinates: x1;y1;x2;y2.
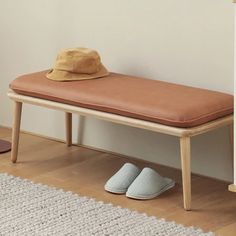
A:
105;163;141;193
126;167;174;198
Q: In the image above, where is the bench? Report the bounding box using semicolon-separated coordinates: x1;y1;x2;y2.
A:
8;70;234;210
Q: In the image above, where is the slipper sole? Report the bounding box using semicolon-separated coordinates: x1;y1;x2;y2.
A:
105;186;127;194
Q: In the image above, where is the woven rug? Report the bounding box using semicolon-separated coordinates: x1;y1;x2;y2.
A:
0;173;214;236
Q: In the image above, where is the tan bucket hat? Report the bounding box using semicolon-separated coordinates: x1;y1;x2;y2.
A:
46;47;109;81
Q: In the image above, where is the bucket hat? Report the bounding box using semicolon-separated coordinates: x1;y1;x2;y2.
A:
46;47;109;81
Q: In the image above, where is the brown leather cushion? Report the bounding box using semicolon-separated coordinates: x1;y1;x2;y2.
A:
10;70;233;128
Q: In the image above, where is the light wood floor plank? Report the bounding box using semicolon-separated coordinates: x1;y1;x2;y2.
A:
216;222;236;236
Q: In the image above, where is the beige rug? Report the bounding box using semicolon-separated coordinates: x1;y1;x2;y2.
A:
0;173;214;236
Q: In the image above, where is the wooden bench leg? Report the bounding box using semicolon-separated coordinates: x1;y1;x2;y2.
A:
65;112;72;146
11;101;22;163
180;136;191;211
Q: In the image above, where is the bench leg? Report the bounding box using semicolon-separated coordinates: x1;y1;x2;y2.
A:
11;101;22;163
65;112;72;146
180;136;191;211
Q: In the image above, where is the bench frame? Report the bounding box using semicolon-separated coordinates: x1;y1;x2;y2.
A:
8;90;234;211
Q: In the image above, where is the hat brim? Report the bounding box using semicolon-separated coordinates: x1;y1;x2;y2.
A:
46;64;109;81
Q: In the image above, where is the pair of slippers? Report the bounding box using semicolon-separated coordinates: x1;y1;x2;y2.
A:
105;163;175;200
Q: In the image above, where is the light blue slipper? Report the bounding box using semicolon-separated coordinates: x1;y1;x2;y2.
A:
105;163;141;194
126;167;175;200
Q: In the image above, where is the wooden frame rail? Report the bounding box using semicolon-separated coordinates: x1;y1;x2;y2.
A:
8;90;234;210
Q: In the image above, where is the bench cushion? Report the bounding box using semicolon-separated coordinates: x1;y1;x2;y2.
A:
10;70;233;128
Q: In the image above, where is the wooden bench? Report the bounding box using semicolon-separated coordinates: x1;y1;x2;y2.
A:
8;70;234;210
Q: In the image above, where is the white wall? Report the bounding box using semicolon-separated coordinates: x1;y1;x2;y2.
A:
0;0;234;181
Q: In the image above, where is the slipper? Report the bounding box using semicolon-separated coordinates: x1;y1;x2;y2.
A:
126;167;175;200
104;163;141;194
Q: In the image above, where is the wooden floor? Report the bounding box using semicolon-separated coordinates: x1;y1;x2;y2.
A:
0;127;235;235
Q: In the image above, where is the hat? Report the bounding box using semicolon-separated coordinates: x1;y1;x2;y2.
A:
46;47;109;81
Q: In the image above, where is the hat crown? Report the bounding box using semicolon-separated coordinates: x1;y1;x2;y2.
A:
55;48;102;74
46;47;109;81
